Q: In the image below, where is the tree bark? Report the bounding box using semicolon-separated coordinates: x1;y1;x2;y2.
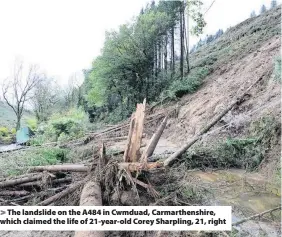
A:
74;182;105;237
0;174;43;188
141;117;168;162
29;164;90;172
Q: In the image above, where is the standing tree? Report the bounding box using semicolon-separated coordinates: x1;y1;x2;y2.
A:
250;10;256;18
260;4;267;14
32;78;60;122
1;61;44;130
271;0;277;9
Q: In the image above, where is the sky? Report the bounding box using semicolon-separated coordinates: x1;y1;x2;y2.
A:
0;0;280;85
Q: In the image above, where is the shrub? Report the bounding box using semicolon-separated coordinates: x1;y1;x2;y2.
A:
30;107;87;144
163;66;210;99
184;116;280;171
25;118;38;131
0;127;9;136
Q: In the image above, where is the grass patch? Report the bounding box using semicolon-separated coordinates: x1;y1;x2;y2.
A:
0;147;68;177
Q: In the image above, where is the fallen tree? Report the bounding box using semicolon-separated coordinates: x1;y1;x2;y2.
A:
28;164;90;172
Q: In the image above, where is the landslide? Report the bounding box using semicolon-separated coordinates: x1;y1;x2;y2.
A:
154;6;281;180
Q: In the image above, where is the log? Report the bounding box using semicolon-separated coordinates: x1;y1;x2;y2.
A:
18;177;72;188
164;75;265;167
29;164;90;172
141;116;168;162
0;190;30;196
74;181;105;237
0;174;43;188
37;179;86;206
118;162;163;172
232;206;281;226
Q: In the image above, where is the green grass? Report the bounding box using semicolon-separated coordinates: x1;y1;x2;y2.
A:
0;147;68;177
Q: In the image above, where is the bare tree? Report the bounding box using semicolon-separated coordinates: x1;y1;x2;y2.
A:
2;60;43;130
32;77;60;122
63;72;84;109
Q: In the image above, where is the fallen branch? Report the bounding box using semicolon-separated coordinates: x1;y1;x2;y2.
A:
29;164;90;172
141;116;168;162
0;174;44;188
0;190;30;196
164;75;265;167
18;177;72;188
37;179;86;206
232;206;281;226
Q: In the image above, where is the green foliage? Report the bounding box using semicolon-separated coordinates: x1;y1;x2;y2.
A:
25;118;38;131
274;55;281;82
84;1;206;121
0;127;9;136
185;116;280;171
0;126;16;144
30;108;87;144
0;147;68;177
29;147;67;166
162;67;210;99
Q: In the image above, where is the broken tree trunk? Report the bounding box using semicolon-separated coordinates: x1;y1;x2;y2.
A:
123;99;146;162
74;181;105;237
29;164;90;172
37;179;87;206
141;116;168;162
164;74;266;167
0;174;43;188
74;143;108;237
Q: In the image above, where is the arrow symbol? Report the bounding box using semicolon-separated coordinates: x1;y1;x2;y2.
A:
0;210;6;215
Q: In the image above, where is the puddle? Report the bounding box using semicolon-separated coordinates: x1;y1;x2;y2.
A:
190;169;281;236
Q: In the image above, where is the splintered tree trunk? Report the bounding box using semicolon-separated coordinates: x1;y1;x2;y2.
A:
74;181;104;237
123;99;146;162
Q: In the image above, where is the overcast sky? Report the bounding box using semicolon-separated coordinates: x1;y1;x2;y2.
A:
0;0;280;85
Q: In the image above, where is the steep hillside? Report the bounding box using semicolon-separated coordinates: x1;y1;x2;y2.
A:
153;6;281;178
